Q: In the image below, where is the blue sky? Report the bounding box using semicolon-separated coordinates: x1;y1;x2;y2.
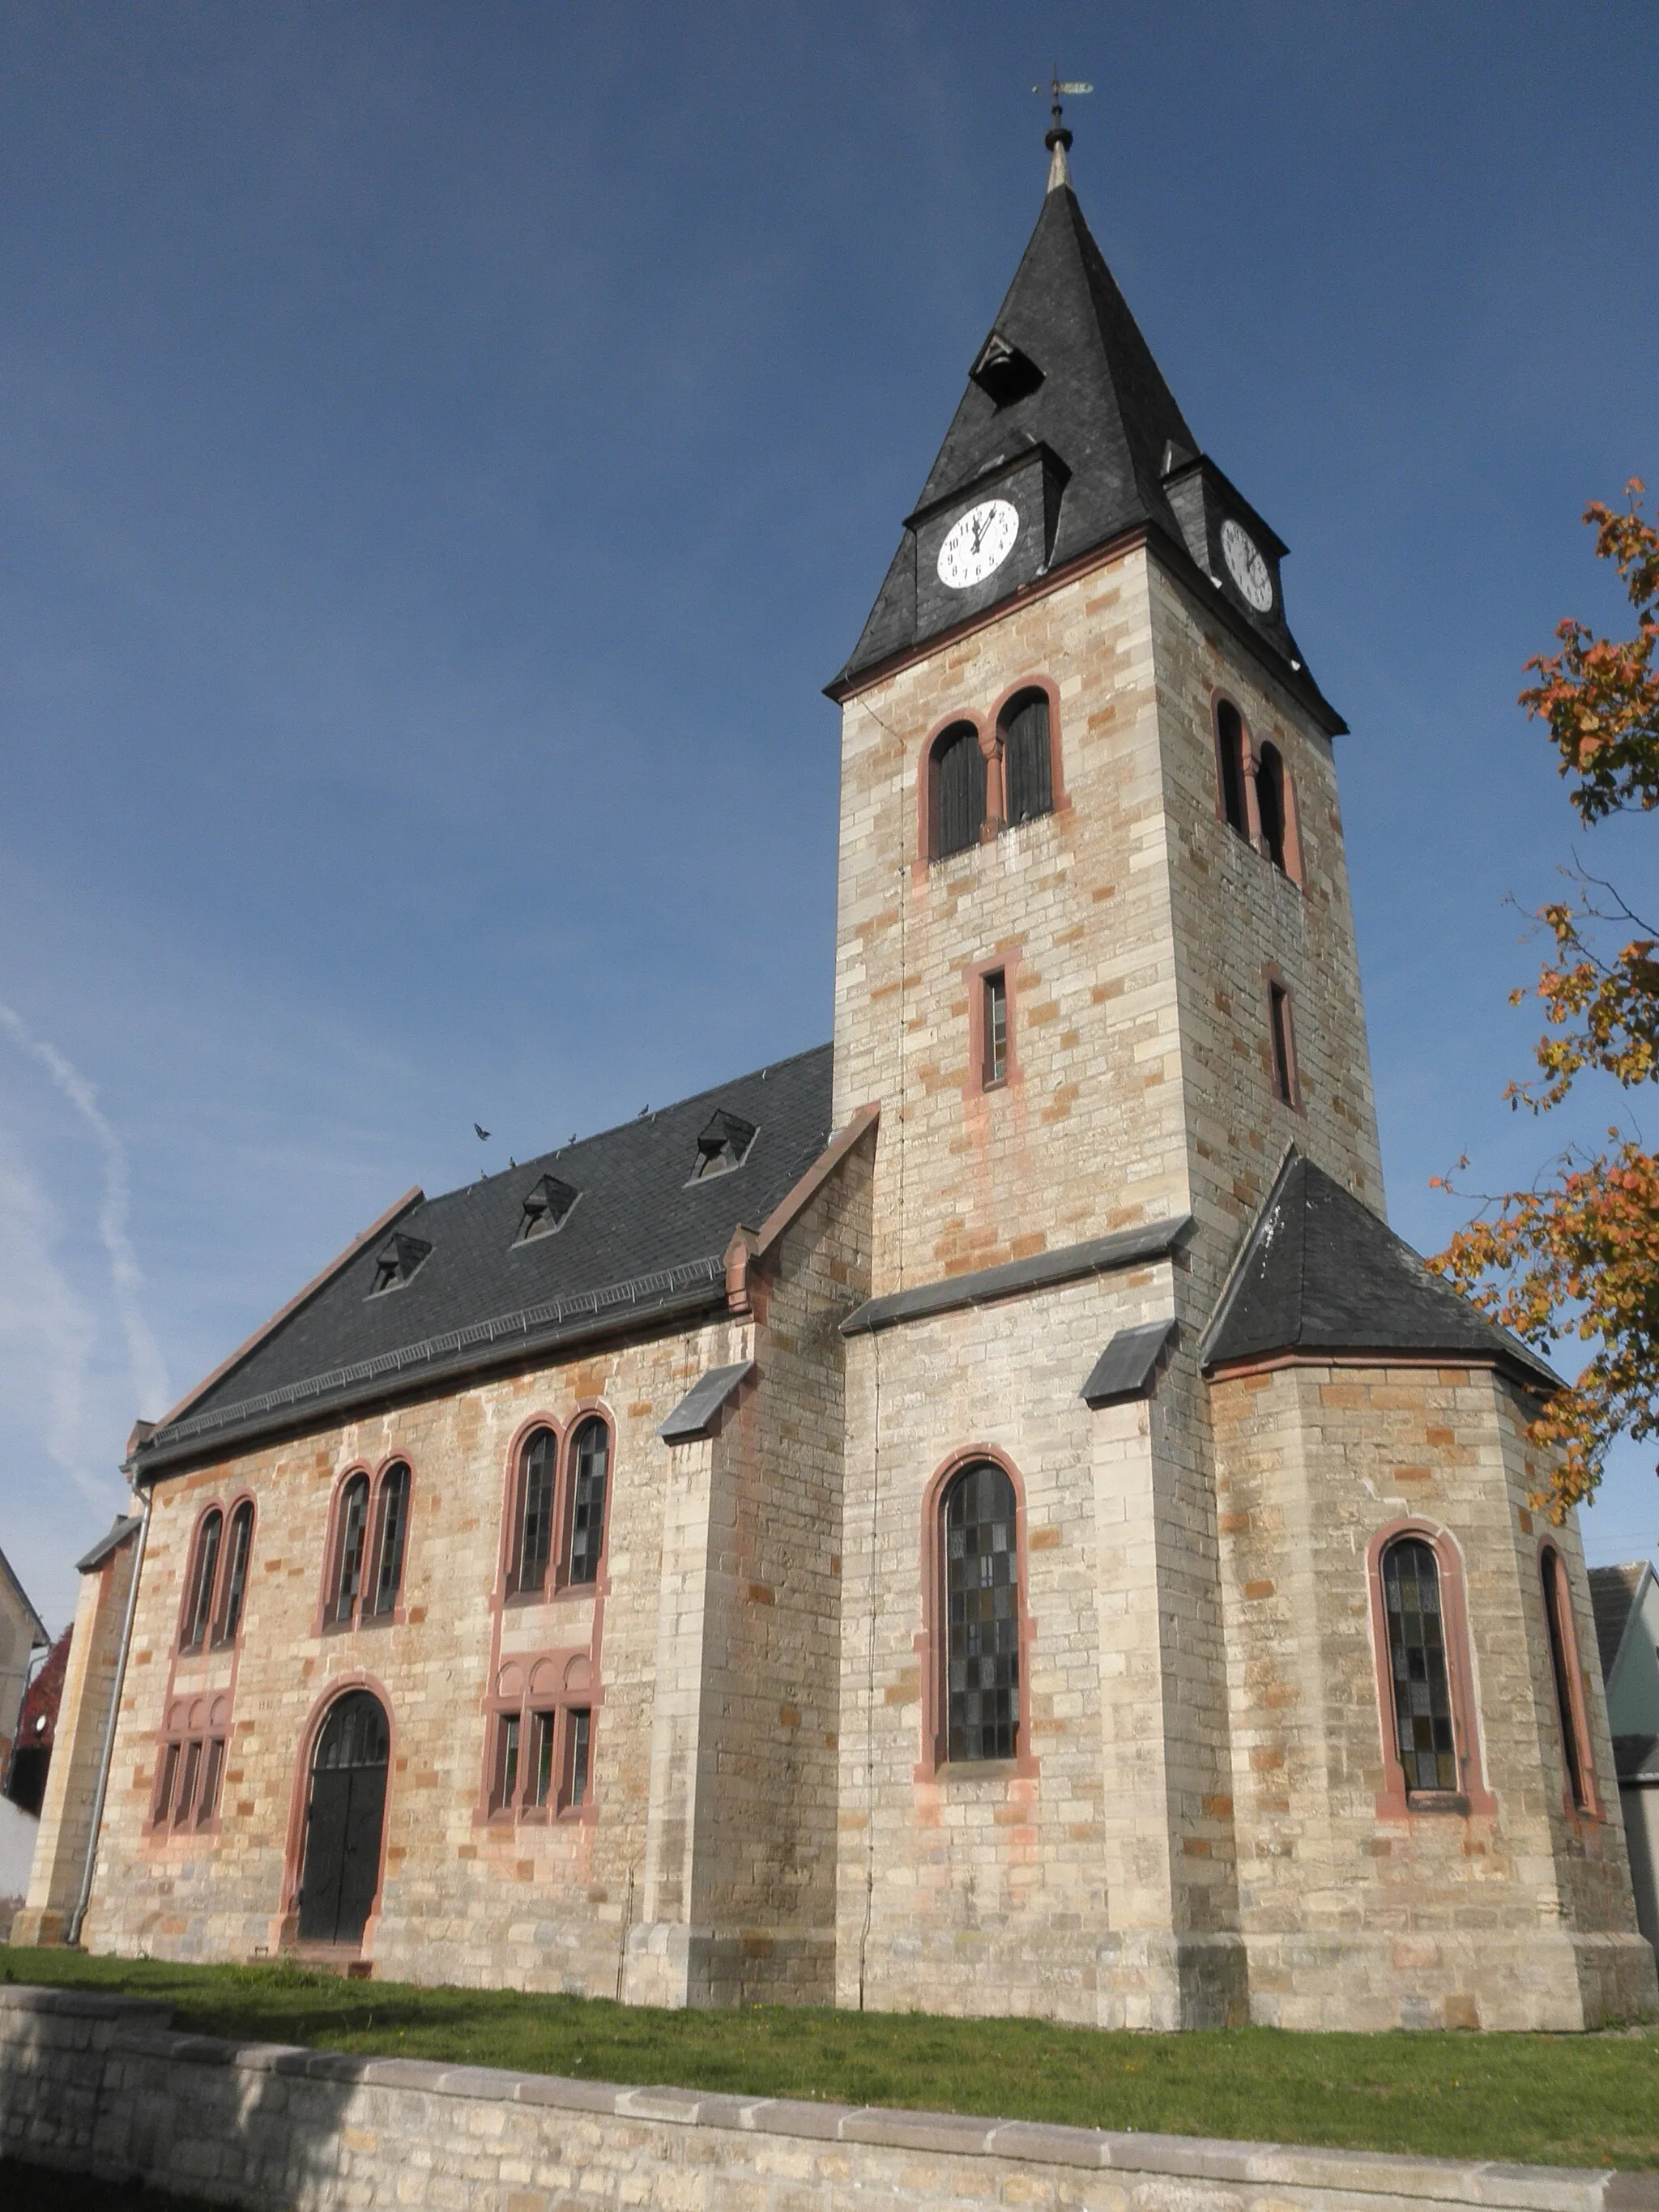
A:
1;2;1654;1631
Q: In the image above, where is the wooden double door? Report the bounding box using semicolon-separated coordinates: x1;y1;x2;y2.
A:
297;1690;389;1946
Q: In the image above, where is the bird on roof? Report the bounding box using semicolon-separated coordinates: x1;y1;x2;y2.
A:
474;1123;490;1141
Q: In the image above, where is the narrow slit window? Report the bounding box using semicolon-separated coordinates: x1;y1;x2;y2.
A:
328;1474;370;1626
565;1419;609;1587
1256;742;1288;872
154;1741;181;1826
563;1707;591;1810
932;722;987;859
197;1737;225;1826
175;1740;203;1830
983;970;1008;1086
215;1502;254;1644
1216;701;1248;836
1001;691;1053;825
943;1460;1021;1763
527;1711;557;1809
493;1713;521;1813
369;1464;410;1617
1542;1549;1592;1810
182;1511;223;1651
1269;982;1297;1106
1382;1538;1458;1794
514;1430;557;1596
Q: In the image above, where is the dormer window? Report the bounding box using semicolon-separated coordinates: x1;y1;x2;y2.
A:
516;1174;579;1242
369;1231;431;1296
970;332;1044;409
690;1109;757;1182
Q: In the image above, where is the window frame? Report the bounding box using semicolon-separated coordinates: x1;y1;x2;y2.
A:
500;1409;615;1605
918;682;1068;873
996;684;1059;829
1210;691;1303;888
177;1507;224;1653
482;1695;599;1825
147;1687;232;1839
964;948;1022;1099
1264;965;1302;1111
928;718;990;863
919;1447;1037;1779
211;1498;257;1647
1540;1543;1601;1818
1365;1517;1493;1818
319;1457;414;1633
365;1461;412;1622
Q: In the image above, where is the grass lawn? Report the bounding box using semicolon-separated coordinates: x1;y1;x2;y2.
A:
2;1946;1657;2173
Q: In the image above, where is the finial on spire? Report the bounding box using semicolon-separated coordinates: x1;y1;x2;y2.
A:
1034;69;1091;190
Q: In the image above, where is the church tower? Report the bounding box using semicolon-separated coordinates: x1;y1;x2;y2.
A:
827;123;1653;2030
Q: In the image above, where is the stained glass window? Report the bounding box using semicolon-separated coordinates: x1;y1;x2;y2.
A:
1382;1538;1458;1794
566;1420;608;1586
944;1460;1020;1762
515;1430;557;1595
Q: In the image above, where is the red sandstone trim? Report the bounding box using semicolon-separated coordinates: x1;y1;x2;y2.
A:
497;1410;567;1602
915;712;988;875
1365;1517;1495;1820
914;1445;1039;1785
990;674;1071;820
147;1187;424;1443
1261;962;1303;1115
1539;1543;1604;1822
962;946;1024;1101
312;1462;374;1639
275;1671;399;1961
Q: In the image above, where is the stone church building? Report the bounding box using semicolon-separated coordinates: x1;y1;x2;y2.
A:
20;130;1657;2032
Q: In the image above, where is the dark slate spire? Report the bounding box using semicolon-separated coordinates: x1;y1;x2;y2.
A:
830;152;1338;728
1201;1152;1563;1392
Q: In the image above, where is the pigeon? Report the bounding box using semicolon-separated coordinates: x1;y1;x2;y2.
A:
474;1123;490;1141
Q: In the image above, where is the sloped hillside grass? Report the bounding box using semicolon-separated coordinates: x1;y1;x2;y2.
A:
3;1946;1657;2172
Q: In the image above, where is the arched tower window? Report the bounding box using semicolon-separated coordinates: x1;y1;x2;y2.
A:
1000;689;1052;826
1256;742;1288;871
565;1417;610;1586
941;1460;1020;1762
1541;1547;1594;1812
932;722;986;859
215;1501;255;1644
1380;1536;1458;1795
181;1509;223;1652
369;1463;411;1617
326;1473;371;1628
512;1428;558;1596
1215;699;1249;837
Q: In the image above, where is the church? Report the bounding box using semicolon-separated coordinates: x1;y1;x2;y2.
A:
19;121;1657;2033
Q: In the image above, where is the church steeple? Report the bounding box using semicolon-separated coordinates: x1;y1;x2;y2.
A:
831;143;1336;729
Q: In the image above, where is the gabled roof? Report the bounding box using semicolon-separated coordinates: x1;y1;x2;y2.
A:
1201;1151;1563;1392
1589;1562;1654;1685
134;1044;835;1477
0;1545;46;1647
75;1516;141;1577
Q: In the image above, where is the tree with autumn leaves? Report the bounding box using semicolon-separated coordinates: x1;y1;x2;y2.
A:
1431;481;1659;1518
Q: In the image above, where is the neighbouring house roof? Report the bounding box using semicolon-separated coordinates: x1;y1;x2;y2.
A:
134;1044;836;1478
1589;1562;1653;1685
0;1545;46;1649
1201;1151;1563;1392
1613;1734;1659;1785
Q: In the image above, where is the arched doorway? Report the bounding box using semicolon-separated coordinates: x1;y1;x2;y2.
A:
297;1690;389;1946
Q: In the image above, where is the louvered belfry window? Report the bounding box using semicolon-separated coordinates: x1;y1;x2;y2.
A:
1002;691;1052;825
944;1460;1020;1762
1382;1537;1458;1793
932;722;986;859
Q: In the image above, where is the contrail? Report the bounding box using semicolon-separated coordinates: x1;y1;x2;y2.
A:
0;1004;169;1421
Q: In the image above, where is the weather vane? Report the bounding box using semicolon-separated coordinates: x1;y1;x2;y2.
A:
1034;69;1092;152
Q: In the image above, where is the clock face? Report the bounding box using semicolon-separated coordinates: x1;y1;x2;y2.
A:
936;498;1020;590
1220;518;1274;613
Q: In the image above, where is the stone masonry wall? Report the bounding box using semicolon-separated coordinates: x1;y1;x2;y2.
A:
11;1985;1653;2212
1210;1358;1658;2030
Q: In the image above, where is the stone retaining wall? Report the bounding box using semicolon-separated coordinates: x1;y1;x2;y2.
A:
2;1984;1654;2212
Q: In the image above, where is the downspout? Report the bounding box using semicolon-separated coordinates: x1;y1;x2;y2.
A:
66;1483;151;1948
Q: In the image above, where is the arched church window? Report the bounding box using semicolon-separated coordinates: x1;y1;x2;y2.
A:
181;1509;223;1652
932;722;986;859
1000;690;1053;825
565;1417;610;1586
941;1460;1021;1762
1256;741;1291;874
1380;1536;1458;1795
1541;1546;1594;1813
1215;699;1248;837
214;1500;255;1644
326;1473;371;1628
512;1428;557;1596
368;1463;411;1617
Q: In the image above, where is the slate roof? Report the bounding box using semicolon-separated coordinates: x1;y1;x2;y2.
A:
1201;1152;1563;1392
1589;1562;1651;1684
135;1045;835;1477
1612;1735;1659;1784
831;173;1334;724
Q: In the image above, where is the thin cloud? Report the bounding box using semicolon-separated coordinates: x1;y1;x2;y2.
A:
0;1004;169;1420
0;1128;104;1504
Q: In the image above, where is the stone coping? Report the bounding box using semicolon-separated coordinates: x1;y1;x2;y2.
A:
3;1984;1654;2211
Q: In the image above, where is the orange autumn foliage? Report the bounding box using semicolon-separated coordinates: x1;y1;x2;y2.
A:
1431;484;1659;1517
